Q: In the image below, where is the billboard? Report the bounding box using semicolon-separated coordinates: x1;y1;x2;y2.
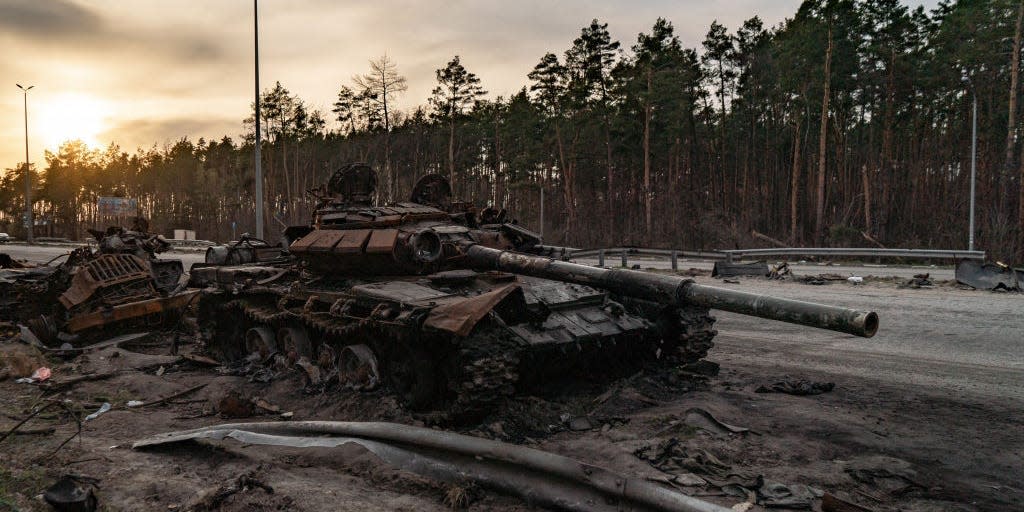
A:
97;197;139;217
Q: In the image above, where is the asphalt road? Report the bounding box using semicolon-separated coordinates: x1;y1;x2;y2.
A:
0;242;207;268
695;276;1024;400
571;256;956;280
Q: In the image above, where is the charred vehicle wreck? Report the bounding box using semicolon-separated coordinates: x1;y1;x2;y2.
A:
192;164;878;419
0;224;196;345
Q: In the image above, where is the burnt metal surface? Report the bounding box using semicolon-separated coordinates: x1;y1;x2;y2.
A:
1;225;193;345
955;260;1022;291
711;261;769;278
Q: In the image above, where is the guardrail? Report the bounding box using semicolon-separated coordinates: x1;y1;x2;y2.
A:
560;246;986;269
720;247;986;262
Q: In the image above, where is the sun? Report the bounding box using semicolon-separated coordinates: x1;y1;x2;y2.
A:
34;93;111;151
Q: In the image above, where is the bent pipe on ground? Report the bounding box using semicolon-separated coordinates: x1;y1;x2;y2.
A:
133;421;731;512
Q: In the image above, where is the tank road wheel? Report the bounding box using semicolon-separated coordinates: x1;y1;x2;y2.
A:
386;343;437;410
277;326;313;363
339;344;381;391
244;326;277;359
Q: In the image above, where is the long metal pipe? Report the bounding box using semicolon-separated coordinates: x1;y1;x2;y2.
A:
466;245;878;338
135;421;733;512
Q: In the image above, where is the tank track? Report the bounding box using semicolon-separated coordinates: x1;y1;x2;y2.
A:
201;295;717;422
666;306;718;364
204;294;521;421
443;326;520;421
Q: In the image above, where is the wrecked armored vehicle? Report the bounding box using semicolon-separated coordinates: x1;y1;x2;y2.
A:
1;224;195;345
192;164;878;419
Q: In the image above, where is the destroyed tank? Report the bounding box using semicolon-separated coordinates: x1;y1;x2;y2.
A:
192;164;878;419
2;222;194;345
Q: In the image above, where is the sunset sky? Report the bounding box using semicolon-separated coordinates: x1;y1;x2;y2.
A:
0;0;938;172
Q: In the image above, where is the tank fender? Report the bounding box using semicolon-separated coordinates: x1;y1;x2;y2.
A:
423;283;521;336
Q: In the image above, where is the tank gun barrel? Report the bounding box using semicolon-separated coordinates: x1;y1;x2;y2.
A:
463;245;878;338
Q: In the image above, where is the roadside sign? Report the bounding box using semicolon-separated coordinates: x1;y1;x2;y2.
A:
98;197;138;216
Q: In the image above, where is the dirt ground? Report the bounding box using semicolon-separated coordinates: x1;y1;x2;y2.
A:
1;276;1021;512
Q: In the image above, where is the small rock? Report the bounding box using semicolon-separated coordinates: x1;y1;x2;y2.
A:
569;417;593;431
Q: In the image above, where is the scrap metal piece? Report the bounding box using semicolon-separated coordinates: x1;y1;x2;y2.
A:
64;290;199;333
711;261;769;278
134;421;732;512
59;254;153;310
43;475;98;512
423;283;521;336
955;260;1022;291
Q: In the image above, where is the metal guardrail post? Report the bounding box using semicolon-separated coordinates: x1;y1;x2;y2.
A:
621;250;627;268
671;250;678;271
598;249;604;267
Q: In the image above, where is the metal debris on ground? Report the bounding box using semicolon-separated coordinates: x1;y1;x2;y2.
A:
134;420;734;512
43;475;99;512
186;470;275;511
681;408;750;436
800;274;847;285
955;260;1022;291
712;261;769;278
756;379;835;396
898;273;932;289
768;262;791;280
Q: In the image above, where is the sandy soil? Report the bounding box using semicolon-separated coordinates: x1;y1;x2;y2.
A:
1;277;1021;512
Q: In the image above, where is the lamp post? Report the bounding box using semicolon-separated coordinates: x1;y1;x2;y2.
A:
253;0;264;240
969;93;977;252
16;84;33;243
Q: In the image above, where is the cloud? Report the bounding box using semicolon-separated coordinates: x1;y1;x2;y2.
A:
97;117;242;153
0;0;104;40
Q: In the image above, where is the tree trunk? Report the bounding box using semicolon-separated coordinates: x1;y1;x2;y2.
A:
494;116;503;206
605;119;614;232
643;67;653;242
1007;1;1023;174
861;164;872;234
815;26;833;246
790;117;803;244
555;122;576;241
448;118;456;192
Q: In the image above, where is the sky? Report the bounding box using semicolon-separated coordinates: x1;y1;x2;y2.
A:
0;0;940;171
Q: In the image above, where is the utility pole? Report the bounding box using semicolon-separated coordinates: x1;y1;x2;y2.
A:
969;93;977;252
253;0;264;239
16;84;34;243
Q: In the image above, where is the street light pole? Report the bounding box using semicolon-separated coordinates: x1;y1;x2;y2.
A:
253;0;264;239
969;93;977;252
16;84;34;243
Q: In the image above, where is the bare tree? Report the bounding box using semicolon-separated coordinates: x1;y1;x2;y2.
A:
353;55;407;200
